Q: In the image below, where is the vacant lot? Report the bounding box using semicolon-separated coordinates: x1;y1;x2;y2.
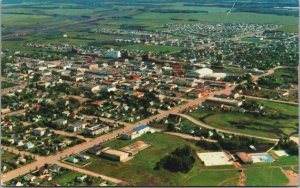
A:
187;100;298;138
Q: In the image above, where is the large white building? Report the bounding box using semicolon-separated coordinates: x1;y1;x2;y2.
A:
186;68;213;78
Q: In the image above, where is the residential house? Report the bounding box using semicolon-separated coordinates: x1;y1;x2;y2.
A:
33;127;46;136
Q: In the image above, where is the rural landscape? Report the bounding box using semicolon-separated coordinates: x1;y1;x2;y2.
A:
1;0;299;187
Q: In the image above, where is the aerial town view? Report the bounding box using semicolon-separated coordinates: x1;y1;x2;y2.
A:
0;0;299;187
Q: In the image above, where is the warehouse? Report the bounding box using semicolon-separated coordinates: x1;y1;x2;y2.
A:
100;147;130;161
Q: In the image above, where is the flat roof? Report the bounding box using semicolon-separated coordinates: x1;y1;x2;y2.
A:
197;152;233;166
102;149;129;157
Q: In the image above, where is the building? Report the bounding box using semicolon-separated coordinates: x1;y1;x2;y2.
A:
67;121;87;132
24;142;35;149
33;127;46;136
67;157;79;163
120;125;150;140
76;154;90;160
52;119;68;127
88;145;105;155
204;73;227;80
106;49;121;59
236;152;253;164
186;68;213;78
84;124;109;136
197;152;233;166
100;147;130;161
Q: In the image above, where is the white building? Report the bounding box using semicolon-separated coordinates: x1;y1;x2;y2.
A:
186;68;213;78
106;49;121;59
121;125;150;140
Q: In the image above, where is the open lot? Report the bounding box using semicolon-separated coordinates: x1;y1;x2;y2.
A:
245;167;288;186
82;132;241;186
187;100;298;138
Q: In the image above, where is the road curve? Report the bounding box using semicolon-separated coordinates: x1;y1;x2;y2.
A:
175;113;279;142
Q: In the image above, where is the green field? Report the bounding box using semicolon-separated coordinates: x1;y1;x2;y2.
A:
245;168;289;186
186;171;239;186
241;37;262;44
83;132;240;186
187;100;298;138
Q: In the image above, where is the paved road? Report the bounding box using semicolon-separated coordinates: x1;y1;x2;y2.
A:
251;66;289;83
176;113;279;142
241;95;298;106
165;132;217;142
50;129;91;141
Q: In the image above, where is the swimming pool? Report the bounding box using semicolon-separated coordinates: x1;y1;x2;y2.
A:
250;153;274;163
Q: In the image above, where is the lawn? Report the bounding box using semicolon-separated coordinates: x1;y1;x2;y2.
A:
256;100;298;117
83;132;240;186
186;170;240;186
187;100;298;138
245;168;288;186
241;37;262;44
244;156;299;167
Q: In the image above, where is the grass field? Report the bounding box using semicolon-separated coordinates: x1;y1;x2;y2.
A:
245;168;288;186
186;171;239;186
241;37;262;44
83;132;241;186
187;100;298;138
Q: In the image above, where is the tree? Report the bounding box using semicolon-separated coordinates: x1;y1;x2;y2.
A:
155;145;195;173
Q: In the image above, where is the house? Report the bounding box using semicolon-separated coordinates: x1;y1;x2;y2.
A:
100;148;130;161
76;154;90;160
84;124;109;136
15;140;24;146
167;114;182;124
76;175;88;182
88;145;105;155
67;121;87;132
15;182;23;186
23;174;36;182
33;127;46;136
24;142;35;149
52;119;68;126
48;164;61;173
38;166;49;176
1;108;11;114
67;157;79;163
